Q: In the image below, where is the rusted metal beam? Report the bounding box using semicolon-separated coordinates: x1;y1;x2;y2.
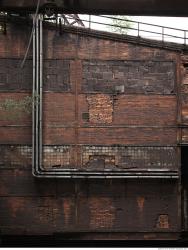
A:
1;0;188;16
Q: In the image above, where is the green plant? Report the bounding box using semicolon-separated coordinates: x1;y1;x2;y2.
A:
0;93;39;121
107;15;133;35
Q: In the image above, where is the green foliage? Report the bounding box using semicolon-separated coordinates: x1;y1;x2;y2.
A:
0;93;39;121
108;15;133;35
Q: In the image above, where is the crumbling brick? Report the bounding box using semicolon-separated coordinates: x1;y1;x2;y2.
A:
82;60;175;94
87;94;113;123
89;198;115;229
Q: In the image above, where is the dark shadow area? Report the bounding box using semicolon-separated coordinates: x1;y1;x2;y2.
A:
181;146;188;179
1;235;188;247
181;146;188;239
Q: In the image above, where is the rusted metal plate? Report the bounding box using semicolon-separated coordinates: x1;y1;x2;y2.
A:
0;179;180;234
0;169;56;196
75;179;180;232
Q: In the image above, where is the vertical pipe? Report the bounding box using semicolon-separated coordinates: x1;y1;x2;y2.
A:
32;14;43;176
39;15;43;170
138;22;140;37
89;15;91;29
184;31;186;45
32;14;36;175
35;15;39;172
162;27;164;42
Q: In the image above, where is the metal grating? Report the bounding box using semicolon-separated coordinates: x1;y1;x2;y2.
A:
0;145;73;169
81;146;177;170
0;145;178;172
43;145;72;169
0;145;32;167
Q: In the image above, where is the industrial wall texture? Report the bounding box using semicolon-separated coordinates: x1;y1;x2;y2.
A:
0;18;188;240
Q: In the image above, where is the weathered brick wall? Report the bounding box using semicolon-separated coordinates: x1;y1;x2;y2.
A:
0;59;71;91
0;20;182;239
82;60;175;94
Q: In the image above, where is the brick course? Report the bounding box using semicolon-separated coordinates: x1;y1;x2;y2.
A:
82;60;175;94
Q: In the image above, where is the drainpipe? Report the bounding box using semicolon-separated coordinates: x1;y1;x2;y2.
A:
32;14;43;176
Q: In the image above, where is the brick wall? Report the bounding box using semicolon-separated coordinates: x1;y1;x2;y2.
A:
82;60;175;94
0;20;182;238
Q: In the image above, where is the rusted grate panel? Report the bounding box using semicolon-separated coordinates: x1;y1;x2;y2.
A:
0;145;74;169
0;145;178;172
43;145;73;169
0;145;32;167
81;146;177;170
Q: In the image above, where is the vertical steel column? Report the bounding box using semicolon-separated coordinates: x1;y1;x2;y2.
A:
32;14;43;176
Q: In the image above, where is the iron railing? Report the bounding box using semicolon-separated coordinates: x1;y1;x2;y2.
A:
55;14;188;45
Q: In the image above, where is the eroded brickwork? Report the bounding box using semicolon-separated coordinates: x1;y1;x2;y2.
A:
0;59;71;91
87;94;113;123
156;215;170;229
0;21;182;238
82;60;175;94
89;198;115;229
81;146;177;171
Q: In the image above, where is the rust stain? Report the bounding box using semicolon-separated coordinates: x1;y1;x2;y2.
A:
38;206;52;223
7;198;25;218
137;197;145;212
89;197;115;229
63;198;73;226
144;233;157;240
0;184;8;195
156;214;169;229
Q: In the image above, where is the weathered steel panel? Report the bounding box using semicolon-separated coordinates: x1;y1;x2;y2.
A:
0;169;56;196
0;179;180;234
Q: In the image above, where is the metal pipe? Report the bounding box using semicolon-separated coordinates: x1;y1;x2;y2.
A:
31;14;180;179
39;14;43;171
35;15;39;173
32;14;36;176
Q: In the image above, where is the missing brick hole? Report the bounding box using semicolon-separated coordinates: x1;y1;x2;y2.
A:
87;94;114;124
82;112;89;121
85;155;117;170
156;214;169;229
